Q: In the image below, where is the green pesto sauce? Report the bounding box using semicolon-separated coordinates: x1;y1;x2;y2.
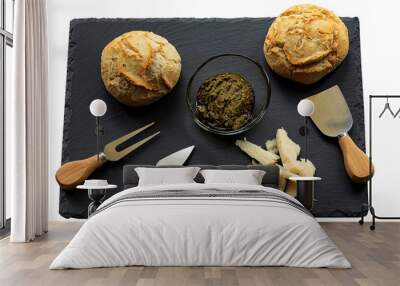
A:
196;72;254;130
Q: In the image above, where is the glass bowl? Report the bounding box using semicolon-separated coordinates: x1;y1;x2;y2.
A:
186;54;271;135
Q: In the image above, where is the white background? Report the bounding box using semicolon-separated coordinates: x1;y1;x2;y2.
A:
47;0;400;221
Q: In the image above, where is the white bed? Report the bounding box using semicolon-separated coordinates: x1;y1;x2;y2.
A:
50;183;350;269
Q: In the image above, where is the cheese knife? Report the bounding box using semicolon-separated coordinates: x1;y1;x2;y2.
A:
56;122;160;190
307;85;373;183
156;146;195;166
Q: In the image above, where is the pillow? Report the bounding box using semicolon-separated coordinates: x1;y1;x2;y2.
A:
135;167;201;186
200;169;266;185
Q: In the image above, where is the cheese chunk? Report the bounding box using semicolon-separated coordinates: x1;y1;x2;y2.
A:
265;139;279;154
286;181;297;197
236;139;280;165
277;164;296;192
276;128;300;167
285;158;316;177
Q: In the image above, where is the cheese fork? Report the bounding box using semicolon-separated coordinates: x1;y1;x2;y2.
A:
55;122;160;190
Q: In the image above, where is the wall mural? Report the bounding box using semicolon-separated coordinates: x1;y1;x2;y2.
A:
56;5;368;218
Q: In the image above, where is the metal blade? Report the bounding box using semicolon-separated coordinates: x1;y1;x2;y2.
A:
156;146;195;166
307;85;353;137
104;122;159;161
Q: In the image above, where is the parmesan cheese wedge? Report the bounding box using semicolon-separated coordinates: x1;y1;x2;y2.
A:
286;181;297;197
276;164;296;192
285;159;316;177
276;128;300;167
265;139;278;154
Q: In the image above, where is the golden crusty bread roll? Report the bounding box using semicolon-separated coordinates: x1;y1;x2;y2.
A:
101;31;181;107
264;4;349;84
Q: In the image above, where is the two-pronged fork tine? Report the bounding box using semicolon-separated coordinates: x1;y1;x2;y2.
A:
55;122;160;190
104;122;160;161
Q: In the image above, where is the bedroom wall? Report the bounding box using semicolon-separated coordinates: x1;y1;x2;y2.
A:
47;0;400;221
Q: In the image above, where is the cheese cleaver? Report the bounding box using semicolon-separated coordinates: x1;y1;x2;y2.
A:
307;85;373;183
156;146;195;166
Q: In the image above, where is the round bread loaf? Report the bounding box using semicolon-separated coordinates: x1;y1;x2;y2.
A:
264;4;349;84
101;31;181;106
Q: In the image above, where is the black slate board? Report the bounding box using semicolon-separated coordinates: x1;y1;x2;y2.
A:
60;18;367;218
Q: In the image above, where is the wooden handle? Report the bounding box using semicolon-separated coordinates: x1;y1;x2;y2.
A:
55;155;105;190
338;135;374;183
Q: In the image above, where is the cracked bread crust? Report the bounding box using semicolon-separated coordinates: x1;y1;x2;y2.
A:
101;31;181;107
264;4;349;84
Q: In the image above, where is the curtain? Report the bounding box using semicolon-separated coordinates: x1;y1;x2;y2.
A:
9;0;48;242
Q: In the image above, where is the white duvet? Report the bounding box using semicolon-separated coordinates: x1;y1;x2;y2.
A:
50;183;350;269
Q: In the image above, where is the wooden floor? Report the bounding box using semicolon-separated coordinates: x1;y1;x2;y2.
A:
0;222;399;286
